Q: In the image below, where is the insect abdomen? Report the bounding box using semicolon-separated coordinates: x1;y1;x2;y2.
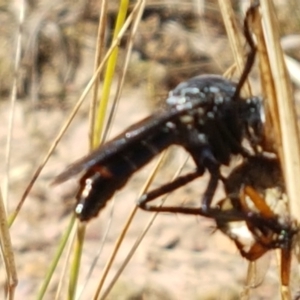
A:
75;125;177;221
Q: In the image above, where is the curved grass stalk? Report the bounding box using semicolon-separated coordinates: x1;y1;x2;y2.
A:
92;151;169;299
218;0;252;96
68;1;131;299
75;3;146;297
55;218;78;300
260;0;300;221
36;215;76;300
89;0;109;149
68;222;86;300
0;190;17;300
102;0;145;143
7;0;138;228
1;0;26;298
76;199;115;300
99;155;190;300
92;0;130;147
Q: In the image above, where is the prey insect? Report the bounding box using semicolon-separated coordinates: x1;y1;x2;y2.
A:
217;155;297;287
53;74;263;221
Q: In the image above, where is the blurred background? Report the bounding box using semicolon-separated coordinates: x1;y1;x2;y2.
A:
0;0;300;299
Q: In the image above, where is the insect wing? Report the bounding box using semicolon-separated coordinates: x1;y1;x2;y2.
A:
52;101;196;185
245;254;271;289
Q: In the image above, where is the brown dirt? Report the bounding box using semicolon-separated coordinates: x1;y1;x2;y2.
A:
3;86;299;299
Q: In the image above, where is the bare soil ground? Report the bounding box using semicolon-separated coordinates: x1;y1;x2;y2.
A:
3;87;299;299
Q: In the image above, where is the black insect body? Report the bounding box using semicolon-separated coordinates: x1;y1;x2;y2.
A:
216;156;298;286
53;74;264;221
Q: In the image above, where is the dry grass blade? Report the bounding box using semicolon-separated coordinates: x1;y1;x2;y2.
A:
89;0;109;149
69;0;129;299
54;219;77;300
102;0;146;143
4;0;25;211
36;216;76;300
93;151;168;299
7;0;138;228
99;154;190;300
68;2;147;298
76;201;115;299
68;1;152;298
260;0;300;221
68;1;130;298
92;0;130;147
219;2;259;298
251;3;300;296
218;1;299;298
68;222;86;300
0;191;17;300
247;3;280;154
0;1;26;298
243;1;299;298
218;0;252;95
8;1;298;299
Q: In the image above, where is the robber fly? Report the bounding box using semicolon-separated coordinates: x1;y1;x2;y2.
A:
53;2;265;222
53;74;264;221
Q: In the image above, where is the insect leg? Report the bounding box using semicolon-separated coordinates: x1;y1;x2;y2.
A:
138;192;247;220
188;145;222;215
240;186;294;286
137;166;247;222
281;240;293;287
200;167;219;213
241;186;294;238
137;170;201;212
232;2;258;100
